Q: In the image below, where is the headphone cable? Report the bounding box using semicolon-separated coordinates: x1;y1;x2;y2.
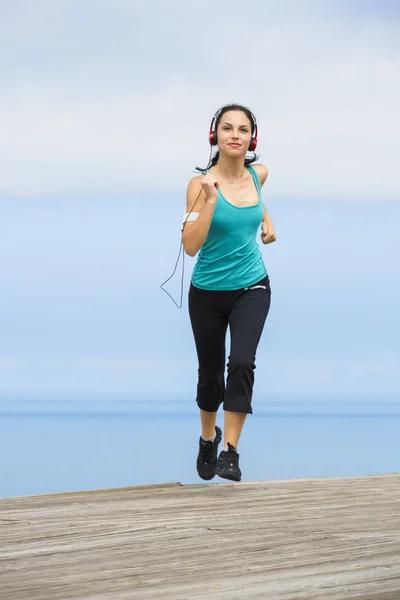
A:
160;146;213;308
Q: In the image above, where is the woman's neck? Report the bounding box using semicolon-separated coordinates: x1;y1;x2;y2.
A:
213;155;247;184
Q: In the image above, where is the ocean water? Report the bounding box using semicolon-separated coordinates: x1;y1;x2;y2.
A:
1;395;399;499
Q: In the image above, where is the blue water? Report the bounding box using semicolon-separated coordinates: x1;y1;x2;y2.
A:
1;397;399;498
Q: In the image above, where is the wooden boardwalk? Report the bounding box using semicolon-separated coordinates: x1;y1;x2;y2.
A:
1;473;400;599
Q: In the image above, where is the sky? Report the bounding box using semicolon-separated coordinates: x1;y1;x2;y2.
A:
0;0;399;400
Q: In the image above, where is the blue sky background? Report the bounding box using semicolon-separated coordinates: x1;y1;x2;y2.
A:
0;0;399;400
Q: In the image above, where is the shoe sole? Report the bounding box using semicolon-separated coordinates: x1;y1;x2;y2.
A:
217;469;241;482
197;470;217;481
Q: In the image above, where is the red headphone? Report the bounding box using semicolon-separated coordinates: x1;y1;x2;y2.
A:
209;106;258;151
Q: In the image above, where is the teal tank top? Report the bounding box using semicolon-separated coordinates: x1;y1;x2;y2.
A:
191;165;267;291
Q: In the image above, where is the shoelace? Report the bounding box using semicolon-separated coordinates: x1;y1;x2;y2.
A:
225;443;239;467
199;440;214;464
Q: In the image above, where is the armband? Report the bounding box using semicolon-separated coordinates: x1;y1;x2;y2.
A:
181;212;199;232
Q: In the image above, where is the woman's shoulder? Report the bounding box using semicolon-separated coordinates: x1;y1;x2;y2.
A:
187;172;205;191
250;163;269;186
185;173;207;210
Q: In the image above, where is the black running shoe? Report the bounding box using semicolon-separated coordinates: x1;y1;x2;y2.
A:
196;426;222;481
216;442;242;482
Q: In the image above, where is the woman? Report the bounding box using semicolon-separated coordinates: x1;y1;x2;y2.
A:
182;103;276;482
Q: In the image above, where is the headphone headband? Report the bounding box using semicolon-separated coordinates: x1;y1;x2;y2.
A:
209;105;258;151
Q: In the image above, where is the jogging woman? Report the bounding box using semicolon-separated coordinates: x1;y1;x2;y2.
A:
181;103;276;482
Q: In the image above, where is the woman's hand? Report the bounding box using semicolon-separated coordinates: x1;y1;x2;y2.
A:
201;172;219;203
261;220;276;244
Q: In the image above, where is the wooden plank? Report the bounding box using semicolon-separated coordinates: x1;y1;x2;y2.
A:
1;473;400;599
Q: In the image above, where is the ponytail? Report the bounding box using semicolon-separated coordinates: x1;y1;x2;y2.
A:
195;150;259;173
195;151;220;173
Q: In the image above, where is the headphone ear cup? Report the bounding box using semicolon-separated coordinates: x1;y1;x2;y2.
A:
248;137;258;152
209;131;218;146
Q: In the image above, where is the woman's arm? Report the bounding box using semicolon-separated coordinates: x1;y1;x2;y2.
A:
181;175;218;257
253;164;276;244
261;206;276;244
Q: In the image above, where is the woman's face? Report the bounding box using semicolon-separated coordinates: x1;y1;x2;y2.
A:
216;110;252;156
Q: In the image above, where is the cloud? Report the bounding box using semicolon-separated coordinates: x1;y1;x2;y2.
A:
0;0;399;200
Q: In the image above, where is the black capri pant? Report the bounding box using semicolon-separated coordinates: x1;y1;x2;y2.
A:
188;274;271;414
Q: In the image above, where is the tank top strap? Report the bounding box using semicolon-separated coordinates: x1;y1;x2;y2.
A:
246;164;261;196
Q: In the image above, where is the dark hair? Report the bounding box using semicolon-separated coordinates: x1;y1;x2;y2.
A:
196;103;259;172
